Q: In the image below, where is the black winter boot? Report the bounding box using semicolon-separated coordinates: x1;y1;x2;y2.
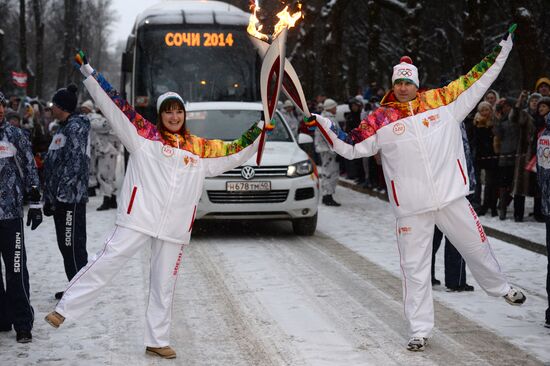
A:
498;188;507;220
322;195;341;207
110;195;118;209
97;196;111;211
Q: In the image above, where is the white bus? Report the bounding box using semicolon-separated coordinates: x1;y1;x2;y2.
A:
121;0;260;121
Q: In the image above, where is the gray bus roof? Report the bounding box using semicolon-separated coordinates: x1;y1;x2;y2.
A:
133;0;249;33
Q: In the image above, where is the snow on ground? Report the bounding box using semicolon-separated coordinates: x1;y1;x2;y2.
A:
323;186;550;362
0;188;548;365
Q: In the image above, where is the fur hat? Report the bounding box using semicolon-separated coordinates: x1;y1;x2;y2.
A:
477;101;493;112
156;92;184;113
392;56;419;88
80;99;94;112
535;77;550;92
528;92;542;104
52;84;78;113
323;98;338;111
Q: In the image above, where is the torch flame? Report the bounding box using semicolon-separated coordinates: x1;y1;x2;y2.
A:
247;3;302;41
247;4;270;42
273;6;302;38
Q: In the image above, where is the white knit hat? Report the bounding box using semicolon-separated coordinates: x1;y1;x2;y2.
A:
392;56;419;88
323;98;338;110
156;92;185;113
80;99;94;112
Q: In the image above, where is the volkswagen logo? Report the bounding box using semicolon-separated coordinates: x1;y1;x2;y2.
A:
241;166;255;180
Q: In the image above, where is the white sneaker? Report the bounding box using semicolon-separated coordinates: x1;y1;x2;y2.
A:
503;287;526;305
406;337;427;351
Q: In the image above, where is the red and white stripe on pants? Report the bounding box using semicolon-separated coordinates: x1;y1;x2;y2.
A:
56;225;185;347
395;196;510;338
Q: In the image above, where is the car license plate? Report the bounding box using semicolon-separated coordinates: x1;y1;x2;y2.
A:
226;181;271;192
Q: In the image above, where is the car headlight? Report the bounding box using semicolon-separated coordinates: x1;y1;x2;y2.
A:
287;159;313;177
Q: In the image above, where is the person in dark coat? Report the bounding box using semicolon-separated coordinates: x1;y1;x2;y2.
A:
535;112;550;328
511;91;536;222
494;98;519;220
472;101;498;216
44;85;90;300
532;98;550;221
0;91;43;343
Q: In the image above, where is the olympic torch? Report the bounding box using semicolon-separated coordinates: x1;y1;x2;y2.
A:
248;5;311;165
248;4;333;151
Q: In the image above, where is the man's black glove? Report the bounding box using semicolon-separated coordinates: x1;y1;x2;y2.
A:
27;186;43;230
27;206;43;230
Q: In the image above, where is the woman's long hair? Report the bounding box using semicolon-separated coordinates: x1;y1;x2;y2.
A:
156;98;187;136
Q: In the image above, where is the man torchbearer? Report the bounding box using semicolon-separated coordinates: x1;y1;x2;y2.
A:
307;25;526;351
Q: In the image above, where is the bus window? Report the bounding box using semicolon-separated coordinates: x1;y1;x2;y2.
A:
135;26;260;121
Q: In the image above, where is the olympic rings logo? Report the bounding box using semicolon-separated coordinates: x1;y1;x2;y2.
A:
397;69;413;77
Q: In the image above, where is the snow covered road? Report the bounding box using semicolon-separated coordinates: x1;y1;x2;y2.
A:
1;188;548;365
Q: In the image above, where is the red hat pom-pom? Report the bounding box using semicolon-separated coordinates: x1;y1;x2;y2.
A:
400;56;413;64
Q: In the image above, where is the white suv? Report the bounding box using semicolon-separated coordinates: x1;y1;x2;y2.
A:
186;102;319;235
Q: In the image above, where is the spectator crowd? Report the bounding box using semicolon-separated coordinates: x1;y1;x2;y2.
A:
282;76;550;225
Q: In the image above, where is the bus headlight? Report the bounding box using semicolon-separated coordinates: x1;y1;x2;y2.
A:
287;160;313;177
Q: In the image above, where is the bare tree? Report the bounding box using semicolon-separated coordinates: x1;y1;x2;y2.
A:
31;0;44;96
462;0;488;72
366;0;382;86
19;0;28;93
56;0;77;88
320;0;351;100
512;3;545;89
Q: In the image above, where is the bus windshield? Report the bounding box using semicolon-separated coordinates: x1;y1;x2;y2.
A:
135;26;259;119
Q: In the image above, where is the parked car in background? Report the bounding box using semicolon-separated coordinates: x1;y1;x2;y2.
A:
186;102;320;235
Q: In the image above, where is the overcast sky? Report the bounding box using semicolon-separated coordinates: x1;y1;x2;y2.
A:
110;0;159;44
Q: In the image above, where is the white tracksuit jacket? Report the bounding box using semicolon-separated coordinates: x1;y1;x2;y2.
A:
314;35;513;218
82;69;264;244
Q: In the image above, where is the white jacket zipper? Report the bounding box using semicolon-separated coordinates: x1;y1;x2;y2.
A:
409;101;440;209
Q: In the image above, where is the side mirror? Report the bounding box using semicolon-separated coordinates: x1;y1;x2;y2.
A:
121;52;133;73
298;133;313;144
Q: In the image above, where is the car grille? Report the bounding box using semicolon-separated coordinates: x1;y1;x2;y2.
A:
217;166;288;178
295;187;315;201
207;190;289;204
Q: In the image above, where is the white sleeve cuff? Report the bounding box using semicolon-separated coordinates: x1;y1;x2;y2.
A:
80;64;94;78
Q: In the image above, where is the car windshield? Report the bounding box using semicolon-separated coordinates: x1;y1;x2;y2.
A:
186;109;292;142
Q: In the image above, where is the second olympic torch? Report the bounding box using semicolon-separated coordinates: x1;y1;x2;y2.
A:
248;5;333;162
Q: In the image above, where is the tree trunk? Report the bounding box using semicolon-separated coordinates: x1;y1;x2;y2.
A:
366;0;381;86
462;0;487;72
403;0;421;65
32;0;43;97
19;0;28;94
0;29;4;89
320;0;351;100
57;0;77;88
512;2;545;90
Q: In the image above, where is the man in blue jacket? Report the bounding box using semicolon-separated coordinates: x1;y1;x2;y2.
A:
0;91;43;343
44;85;90;299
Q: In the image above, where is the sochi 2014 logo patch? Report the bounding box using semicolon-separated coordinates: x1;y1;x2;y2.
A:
398;226;412;235
162;145;174;157
393;122;405;135
422;113;441;128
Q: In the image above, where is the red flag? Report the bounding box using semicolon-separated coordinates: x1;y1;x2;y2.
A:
11;71;28;88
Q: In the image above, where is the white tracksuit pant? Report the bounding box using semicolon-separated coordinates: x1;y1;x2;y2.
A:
56;225;185;347
395;197;510;338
